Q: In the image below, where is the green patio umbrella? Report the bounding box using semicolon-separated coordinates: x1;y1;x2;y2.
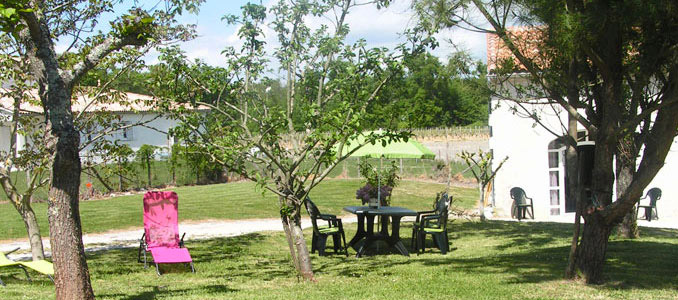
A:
339;130;436;159
340;131;436;203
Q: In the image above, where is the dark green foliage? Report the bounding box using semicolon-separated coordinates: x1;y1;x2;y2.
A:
364;52;489;129
79;50;489;129
135;144;159;187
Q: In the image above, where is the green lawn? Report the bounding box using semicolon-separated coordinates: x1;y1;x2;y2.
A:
1;156;476;202
0;179;475;240
2;221;676;299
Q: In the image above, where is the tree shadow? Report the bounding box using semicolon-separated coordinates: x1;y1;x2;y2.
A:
409;220;678;291
80;219;678;296
100;284;237;300
452;220;574;250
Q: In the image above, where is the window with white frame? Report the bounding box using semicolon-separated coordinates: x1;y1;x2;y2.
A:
548;139;566;216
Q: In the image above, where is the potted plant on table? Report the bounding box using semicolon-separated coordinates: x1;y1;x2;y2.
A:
355;160;400;207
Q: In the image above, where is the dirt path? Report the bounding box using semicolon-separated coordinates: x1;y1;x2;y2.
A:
3;213;674;260
0;216;359;260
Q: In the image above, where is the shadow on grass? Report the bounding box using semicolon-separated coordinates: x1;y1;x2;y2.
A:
100;284;237;300
411;220;678;290
86;219;678;297
326;220;677;291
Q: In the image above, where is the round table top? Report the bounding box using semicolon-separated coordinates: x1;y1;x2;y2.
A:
343;206;417;216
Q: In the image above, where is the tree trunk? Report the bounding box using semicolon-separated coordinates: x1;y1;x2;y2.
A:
280;211;299;272
564;139;580;278
290;210;314;281
478;185;486;221
146;161;152;187
117;160;124;191
48;129;94;299
616;137;639;238
278;195;313;281
89;167;114;193
564;76;581;278
20;202;45;261
576;215;612;284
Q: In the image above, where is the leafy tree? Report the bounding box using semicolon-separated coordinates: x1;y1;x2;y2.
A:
357;159;400;206
167;143;183;185
364;51;489;129
458;150;507;220
0;51;166;261
179;144;224;184
0;53;50;261
416;0;678;283
156;0;428;280
136;144;159;187
0;1;201;298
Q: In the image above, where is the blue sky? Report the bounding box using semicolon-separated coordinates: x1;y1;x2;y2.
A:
66;0;487;68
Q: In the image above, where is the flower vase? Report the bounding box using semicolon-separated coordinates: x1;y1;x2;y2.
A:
368;198;379;208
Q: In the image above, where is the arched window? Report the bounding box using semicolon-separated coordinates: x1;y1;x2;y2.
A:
548;138;566;215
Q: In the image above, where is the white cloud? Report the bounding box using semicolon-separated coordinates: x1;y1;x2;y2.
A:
159;0;488;69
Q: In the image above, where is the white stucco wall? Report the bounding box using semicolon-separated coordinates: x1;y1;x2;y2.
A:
0;124;10;154
80;112;178;160
0;109;13;155
2;111;179;162
116;112;175;152
489;97;569;219
489;94;678;222
644;140;678;219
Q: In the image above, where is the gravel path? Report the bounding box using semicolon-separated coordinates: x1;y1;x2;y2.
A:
2;214;674;261
0;217;359;260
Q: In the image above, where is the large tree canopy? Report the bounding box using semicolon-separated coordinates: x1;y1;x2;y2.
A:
0;1;201;298
149;0;431;281
415;0;678;283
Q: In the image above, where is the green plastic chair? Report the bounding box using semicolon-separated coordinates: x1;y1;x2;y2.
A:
636;188;661;221
304;198;348;256
0;248;54;286
510;187;534;220
411;192;451;254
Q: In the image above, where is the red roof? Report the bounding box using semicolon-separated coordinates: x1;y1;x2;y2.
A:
486;27;547;73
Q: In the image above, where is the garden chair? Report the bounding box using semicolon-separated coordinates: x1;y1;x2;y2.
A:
0;248;53;286
304;198;348;256
510;187;534;220
410;192;443;251
411;192;451;254
636;188;661;221
138;191;195;275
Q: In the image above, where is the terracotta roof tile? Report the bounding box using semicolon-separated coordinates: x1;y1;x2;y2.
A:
486;27;547;73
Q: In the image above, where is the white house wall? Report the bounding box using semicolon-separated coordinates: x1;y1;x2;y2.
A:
489;97;569;219
490;96;678;222
80;112;177;161
115;112;175;152
0;123;10;154
643;139;678;219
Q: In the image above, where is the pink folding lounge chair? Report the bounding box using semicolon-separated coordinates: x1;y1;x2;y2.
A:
138;191;195;275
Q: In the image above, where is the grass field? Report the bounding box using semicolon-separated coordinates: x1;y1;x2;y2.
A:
0;179;476;240
1;221;676;299
0;157;475;202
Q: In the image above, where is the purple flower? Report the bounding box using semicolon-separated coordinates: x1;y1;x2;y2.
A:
356;183;392;205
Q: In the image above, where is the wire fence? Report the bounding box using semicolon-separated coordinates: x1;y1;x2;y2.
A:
2;127;487;202
411;126;489;140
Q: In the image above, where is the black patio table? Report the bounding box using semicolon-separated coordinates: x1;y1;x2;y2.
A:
343;206;417;257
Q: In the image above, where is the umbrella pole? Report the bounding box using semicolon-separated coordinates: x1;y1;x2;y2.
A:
378;157;382;207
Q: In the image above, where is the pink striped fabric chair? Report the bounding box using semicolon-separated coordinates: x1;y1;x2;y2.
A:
138;191;195;275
